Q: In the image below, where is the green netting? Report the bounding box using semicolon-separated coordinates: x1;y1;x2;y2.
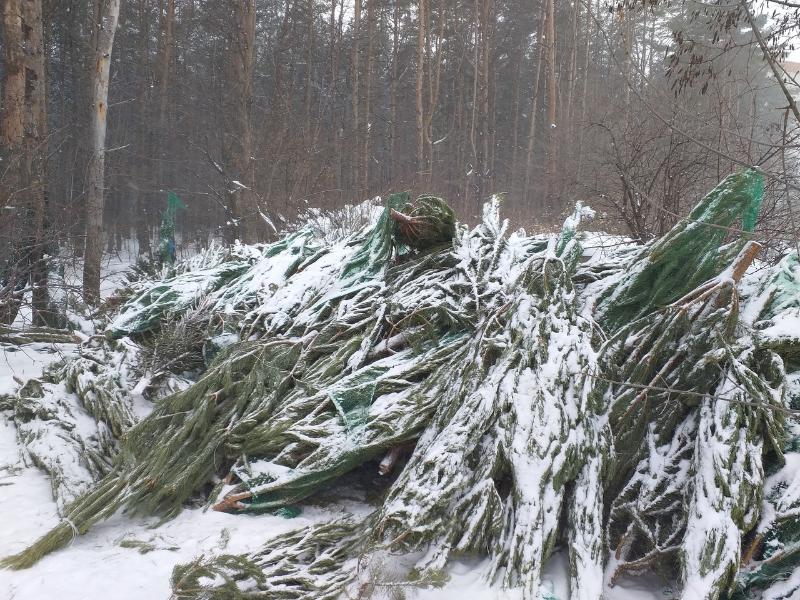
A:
340;193;406;280
599;168;764;331
327;365;386;429
108;260;248;337
734;502;800;597
157;192;186;265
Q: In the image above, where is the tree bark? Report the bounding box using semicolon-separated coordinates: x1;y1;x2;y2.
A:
225;0;258;243
350;0;361;197
577;0;592;180
83;0;121;305
156;0;175;132
509;17;525;194
544;0;557;200
362;0;374;196
425;1;446;187
388;1;400;187
523;3;546;207
134;0;152;256
1;0;49;324
479;0;492;199
153;0;175;238
415;0;426;177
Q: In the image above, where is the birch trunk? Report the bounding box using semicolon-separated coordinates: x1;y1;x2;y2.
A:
83;0;121;305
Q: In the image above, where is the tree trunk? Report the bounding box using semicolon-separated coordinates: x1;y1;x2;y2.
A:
415;0;426;178
426;1;446;187
523;3;546;207
156;0;175;133
509;19;525;196
329;0;342;201
544;0;557;201
388;1;399;187
154;0;175;201
83;0;121;305
565;0;579;156
466;1;478;207
577;0;592;180
479;0;492;199
1;0;49;324
225;0;258;244
134;0;152;256
362;0;374;196
350;0;361;197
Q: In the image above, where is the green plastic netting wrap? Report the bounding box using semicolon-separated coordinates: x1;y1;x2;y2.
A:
598;168;764;330
157;192;186;265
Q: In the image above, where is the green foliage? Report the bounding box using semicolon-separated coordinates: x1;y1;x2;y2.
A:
341;193;406;280
389;194;456;251
598;169;764;331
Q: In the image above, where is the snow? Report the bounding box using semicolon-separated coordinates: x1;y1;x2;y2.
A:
0;431;342;600
757;307;800;342
1;344;73;397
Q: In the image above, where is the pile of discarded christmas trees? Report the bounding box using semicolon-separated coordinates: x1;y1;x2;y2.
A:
2;174;800;600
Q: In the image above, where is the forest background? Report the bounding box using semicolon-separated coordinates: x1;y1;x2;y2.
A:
2;0;800;317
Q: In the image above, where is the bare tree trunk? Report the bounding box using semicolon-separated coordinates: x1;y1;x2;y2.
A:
565;0;580;155
509;20;525;195
544;0;557;200
388;1;399;186
328;0;341;201
415;0;426;178
1;2;25;151
466;2;478;207
350;0;361;197
156;0;175;132
1;0;49;324
302;0;315;198
425;0;446;187
153;0;175;229
362;0;374;196
225;0;258;243
523;3;546;206
1;0;27;324
83;0;121;305
134;0;152;256
577;0;592;180
479;0;492;199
